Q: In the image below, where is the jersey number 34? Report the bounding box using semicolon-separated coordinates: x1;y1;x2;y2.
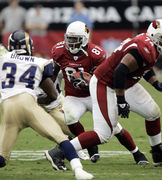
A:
2;62;37;89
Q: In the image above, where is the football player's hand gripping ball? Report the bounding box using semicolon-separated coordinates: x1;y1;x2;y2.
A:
70;71;92;90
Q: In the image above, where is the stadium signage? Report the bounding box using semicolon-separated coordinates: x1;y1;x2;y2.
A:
0;0;161;29
48;6;162;24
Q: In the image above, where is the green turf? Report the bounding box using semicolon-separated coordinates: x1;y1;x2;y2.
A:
0;79;162;180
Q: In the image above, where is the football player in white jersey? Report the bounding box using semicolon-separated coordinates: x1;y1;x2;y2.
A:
37;68;74;138
0;44;8;55
0;30;94;180
0;44;8;104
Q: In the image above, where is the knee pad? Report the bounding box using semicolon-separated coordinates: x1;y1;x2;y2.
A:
0;155;6;168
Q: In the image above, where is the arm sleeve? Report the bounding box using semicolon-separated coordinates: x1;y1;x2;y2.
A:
143;69;155;81
114;63;130;89
42;63;54;81
128;48;143;68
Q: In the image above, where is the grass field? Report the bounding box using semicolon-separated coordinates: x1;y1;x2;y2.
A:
0;79;162;180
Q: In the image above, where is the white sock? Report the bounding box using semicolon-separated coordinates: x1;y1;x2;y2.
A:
131;146;138;154
70;158;82;171
70;137;82;151
148;133;161;146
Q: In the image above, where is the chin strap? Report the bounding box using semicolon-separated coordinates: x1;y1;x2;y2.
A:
12;49;27;54
69;47;88;57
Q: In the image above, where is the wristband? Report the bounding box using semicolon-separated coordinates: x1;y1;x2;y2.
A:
116;95;125;104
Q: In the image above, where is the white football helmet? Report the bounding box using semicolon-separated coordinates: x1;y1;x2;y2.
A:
64;21;89;54
147;19;162;53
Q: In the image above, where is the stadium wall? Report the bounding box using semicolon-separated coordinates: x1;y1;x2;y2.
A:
0;0;162;58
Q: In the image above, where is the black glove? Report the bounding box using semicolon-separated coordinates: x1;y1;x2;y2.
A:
117;95;130;118
152;81;162;92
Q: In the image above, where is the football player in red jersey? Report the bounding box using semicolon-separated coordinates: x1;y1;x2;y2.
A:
70;20;162;167
46;21;149;167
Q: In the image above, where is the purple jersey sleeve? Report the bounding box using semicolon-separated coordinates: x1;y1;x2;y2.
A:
42;63;53;81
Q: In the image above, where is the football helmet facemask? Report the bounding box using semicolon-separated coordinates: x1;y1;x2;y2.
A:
147;19;162;54
8;30;33;55
64;21;89;54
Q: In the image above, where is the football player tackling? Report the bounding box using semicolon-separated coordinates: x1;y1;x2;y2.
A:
0;30;93;180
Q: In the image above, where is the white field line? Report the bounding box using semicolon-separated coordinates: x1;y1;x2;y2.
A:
10;150;133;161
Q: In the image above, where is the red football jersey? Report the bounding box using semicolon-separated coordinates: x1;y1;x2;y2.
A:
51;41;106;97
95;33;158;89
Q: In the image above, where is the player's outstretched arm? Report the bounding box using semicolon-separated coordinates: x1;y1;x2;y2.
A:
143;68;162;91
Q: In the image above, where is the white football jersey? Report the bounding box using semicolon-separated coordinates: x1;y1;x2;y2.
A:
0;44;8;56
0;51;52;102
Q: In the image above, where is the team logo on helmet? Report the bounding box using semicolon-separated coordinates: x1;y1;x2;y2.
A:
85;25;89;33
152;20;160;29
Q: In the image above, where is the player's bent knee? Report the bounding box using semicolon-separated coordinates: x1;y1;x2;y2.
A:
95;131;111;144
0;155;6;168
113;123;123;135
146;103;161;121
66;120;78;125
64;114;79;125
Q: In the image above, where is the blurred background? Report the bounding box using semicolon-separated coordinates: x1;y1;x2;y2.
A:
0;0;162;73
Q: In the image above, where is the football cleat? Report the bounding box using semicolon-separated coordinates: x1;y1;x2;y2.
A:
90;154;100;163
151;143;162;167
0;155;6;168
75;168;94;180
45;147;69;171
87;145;100;163
77;150;89;160
133;151;149;165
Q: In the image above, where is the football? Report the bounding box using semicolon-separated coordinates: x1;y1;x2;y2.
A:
70;71;92;90
72;71;92;85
